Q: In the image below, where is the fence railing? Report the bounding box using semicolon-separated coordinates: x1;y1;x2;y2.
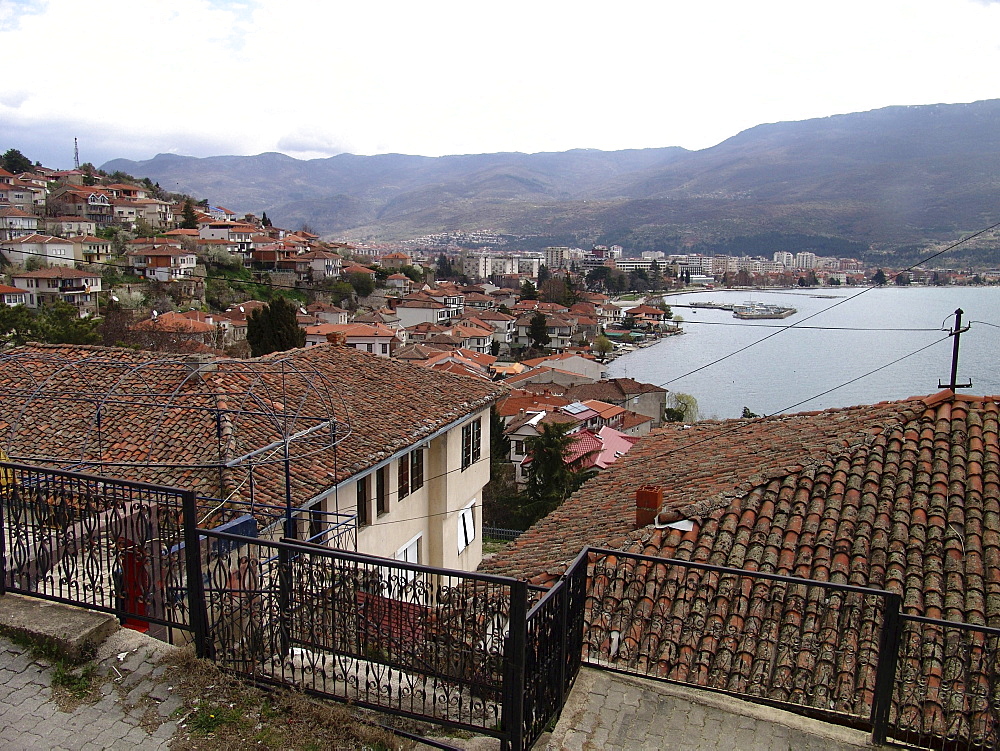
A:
889;614;1000;750
0;462;206;646
7;462;999;750
483;526;525;542
579;547;1000;751
194;529;574;750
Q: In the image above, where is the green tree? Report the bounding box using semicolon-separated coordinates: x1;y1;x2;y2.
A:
664;392;698;423
261;211;272;227
347;271;375;298
537;264;551;285
872;269;888;286
181;199;199;230
592;334;613;361
35;302;101;345
519;279;538;300
520;422;597;524
436;254;455;279
895;272;911;286
246;296;305;357
1;148;33;174
0;304;38;347
539;276;567;304
649;260;664;291
741;406;761;419
586;266;612;291
528;312;550;348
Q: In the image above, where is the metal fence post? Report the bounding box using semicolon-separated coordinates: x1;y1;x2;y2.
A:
0;464;8;596
502;579;528;751
181;489;210;658
871;591;903;745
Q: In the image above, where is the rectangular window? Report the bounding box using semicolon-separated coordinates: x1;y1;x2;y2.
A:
457;501;476;554
397;455;410;500
462;418;482;470
395;534;421;582
366;343;374;353
410;449;424;492
381;343;389;354
514;440;524;456
376;466;388;516
356;476;370;526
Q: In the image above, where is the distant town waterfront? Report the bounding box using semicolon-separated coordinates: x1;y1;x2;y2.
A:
609;286;1000;420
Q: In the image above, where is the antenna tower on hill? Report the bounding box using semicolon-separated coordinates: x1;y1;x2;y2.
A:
74;138;80;170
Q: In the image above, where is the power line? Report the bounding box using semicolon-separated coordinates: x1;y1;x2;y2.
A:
668;319;944;332
647;220;1000;389
608;334;955;465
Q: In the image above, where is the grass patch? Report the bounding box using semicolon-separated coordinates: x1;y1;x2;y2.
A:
188;703;246;735
51;661;97;699
163;650;410;750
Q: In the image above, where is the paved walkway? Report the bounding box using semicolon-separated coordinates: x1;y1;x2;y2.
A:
0;628;182;751
546;667;876;751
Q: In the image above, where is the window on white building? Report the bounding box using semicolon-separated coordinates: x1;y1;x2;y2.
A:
461;418;481;470
457;501;476;554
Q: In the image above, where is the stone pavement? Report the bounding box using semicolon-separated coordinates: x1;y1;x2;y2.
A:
545;667;876;751
0;627;183;750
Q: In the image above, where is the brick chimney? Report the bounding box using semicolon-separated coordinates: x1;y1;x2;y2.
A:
325;331;347;346
636;485;663;528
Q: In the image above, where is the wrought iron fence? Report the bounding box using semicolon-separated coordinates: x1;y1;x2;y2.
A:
0;462;206;645
579;547;1000;750
582;548;891;726
888;614;1000;750
196;530;541;745
519;549;589;748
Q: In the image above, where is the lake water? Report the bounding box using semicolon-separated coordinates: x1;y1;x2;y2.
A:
607;286;1000;420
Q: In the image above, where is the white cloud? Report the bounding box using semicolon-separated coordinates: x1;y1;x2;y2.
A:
3;0;1000;168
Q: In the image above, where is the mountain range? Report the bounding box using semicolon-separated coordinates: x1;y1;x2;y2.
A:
103;99;1000;262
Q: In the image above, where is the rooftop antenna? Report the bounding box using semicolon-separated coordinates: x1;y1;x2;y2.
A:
939;308;972;393
73;138;80;170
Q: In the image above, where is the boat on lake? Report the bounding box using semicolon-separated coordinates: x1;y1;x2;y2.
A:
732;302;797;319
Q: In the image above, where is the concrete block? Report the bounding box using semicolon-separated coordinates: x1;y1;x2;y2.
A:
0;594;117;661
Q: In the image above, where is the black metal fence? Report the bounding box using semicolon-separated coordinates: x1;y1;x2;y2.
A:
0;463;581;749
580;547;1000;751
889;614;1000;750
7;463;1000;750
0;462;206;645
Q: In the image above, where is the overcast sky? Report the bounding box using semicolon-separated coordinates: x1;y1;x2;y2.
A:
3;0;1000;169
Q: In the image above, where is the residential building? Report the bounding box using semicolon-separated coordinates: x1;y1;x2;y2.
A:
0;342;503;571
69;235;115;264
295;249;343;282
0;207;39;241
0;283;30;307
520;353;607;381
1;234;77;267
10;268;102;316
304;322;400;357
42;216;97;238
127;245;198;281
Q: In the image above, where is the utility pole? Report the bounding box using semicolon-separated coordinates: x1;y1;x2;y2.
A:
939;308;972;393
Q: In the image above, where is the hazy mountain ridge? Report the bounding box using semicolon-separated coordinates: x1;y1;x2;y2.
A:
102;100;1000;252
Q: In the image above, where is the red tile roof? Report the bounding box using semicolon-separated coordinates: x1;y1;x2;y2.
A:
485;392;1000;741
0;343;503;509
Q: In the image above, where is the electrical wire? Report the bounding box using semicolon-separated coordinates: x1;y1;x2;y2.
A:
646;220;1000;389
666;319;945;332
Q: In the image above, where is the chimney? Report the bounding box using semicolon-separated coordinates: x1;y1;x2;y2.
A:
636;485;663;528
325;331;347;346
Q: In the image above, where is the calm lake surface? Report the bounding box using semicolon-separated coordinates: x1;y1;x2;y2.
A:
607;286;1000;420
